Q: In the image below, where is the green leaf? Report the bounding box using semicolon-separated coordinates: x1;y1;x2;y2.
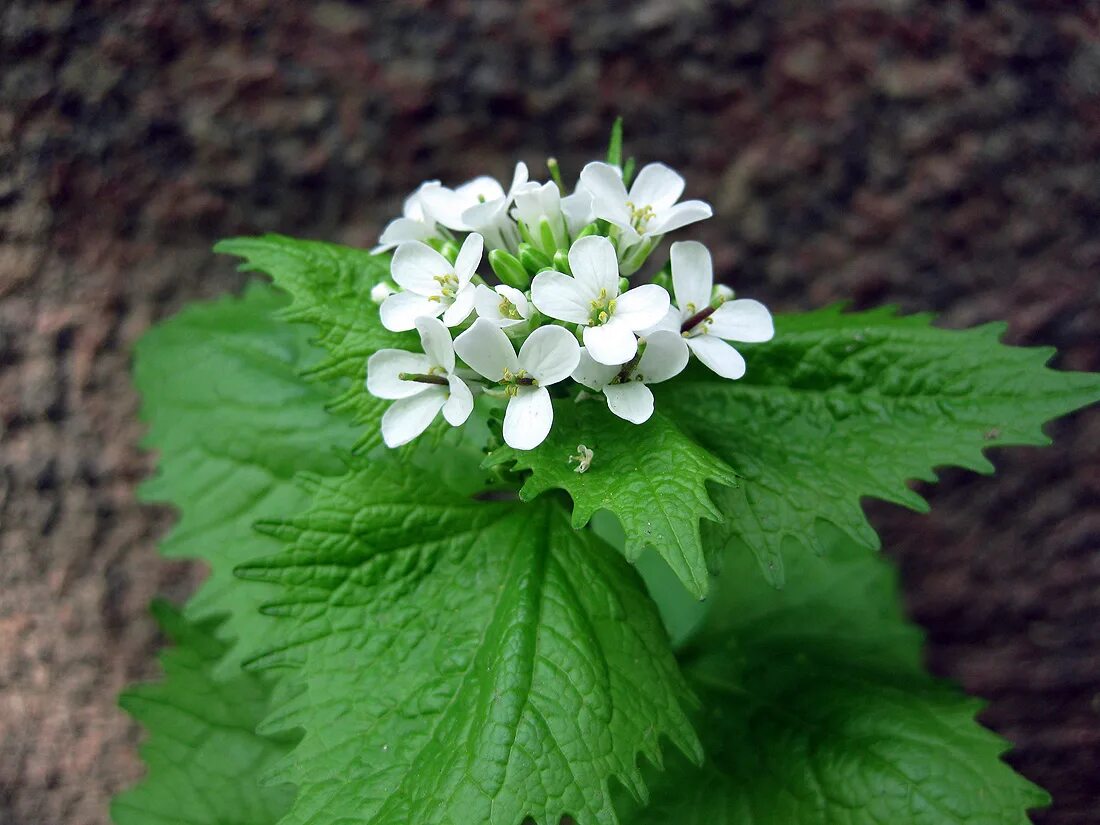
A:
112;601;294;825
238;460;701;825
134;282;355;670
215;234;414;453
624;528;1051;824
486;402;737;599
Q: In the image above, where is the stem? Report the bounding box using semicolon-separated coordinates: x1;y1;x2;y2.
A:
681;305;717;334
615;349;643;384
399;372;449;386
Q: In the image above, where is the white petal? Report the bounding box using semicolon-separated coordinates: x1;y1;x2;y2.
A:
579;162;631;227
403;180;440;221
571;347;618;390
380;291;444;332
454;318;519;381
530;270;592;324
707;298;775;343
381;389;446;447
641;306;681;337
391;242;452;294
373;217;433;253
629;163;685;211
474;283;505;322
614;284;671;332
635;330;689;383
506;161;529;195
366;349;432;399
567;235;620;296
603;381;654;424
461;197;507;231
503;386;554;450
414;316;455;373
442;375;474;426
687;335;746;379
453;232;484;285
583;319;638;365
648;199;713;236
561;187;595;236
670;240;713;314
518;325;580;386
417;186;472;231
456;175;506;203
441;285;476;327
495;284;530;318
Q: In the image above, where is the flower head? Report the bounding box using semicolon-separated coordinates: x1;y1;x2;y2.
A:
380;233;483;331
474;283;531;329
531;235;670;366
511;180;567;254
571;330;688;424
421;163;528;251
579;161;712;244
366;317;474;447
371;180;442;253
454;318;580;450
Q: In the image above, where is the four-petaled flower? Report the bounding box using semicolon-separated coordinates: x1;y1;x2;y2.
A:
648;240;775;379
454;318;580;450
380;233;483;331
366;317;474;447
474;283;531;329
371;180;441;254
572;330;689;424
531;235;670;366
579;161;712;244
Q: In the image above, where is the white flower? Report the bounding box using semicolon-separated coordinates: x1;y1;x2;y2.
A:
579;161;712;243
530;235;669;366
473;283;530;329
454;318;580;450
380;233;483;331
648;241;774;379
570;444;594;473
366;317;474;447
571;330;688;424
371;181;442;253
420;163;528;251
511;180;567;252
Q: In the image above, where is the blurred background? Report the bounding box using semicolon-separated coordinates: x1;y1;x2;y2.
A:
1;1;1098;823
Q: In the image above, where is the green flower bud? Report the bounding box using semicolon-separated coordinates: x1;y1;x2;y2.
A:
488;249;531;290
518;243;553;274
552;249;572;276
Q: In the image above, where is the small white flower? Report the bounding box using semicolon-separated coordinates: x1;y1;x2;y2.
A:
454;318;580;450
380;233;483;331
511;180;567;252
647;240;774;379
530;235;670;366
579;161;712;243
370;281;396;304
473;283;530;329
420;163;528;251
571;330;689;424
371;181;442;253
366;317;474;447
570;444;594;473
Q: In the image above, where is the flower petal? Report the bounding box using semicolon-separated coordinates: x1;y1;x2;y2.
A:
636;330;689;383
503;386;554;450
614;284;671;332
518;324;580;386
629;163;685;211
579;162;631;227
506;161;529;195
417;186;471;231
454;317;519;381
602;381;654;424
568;235;620;296
380;291;444;332
462;197;507;231
707;298;775;343
474;283;505;323
391;241;452;294
372;217;434;254
453;232;484;285
571;347;619;390
687;335;746;379
583;319;638;365
381;389;447;447
414;316;455;373
442;375;474;426
530;270;592;324
366;349;432;399
641;306;681;337
441;284;476;327
648;199;713;235
670;240;713;314
496;284;530;318
561;187;595;236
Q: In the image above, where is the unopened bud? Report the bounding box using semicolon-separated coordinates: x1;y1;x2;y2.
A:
489;249;530;289
371;282;396;304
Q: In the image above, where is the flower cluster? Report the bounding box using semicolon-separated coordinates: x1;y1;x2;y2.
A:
366;156;775;450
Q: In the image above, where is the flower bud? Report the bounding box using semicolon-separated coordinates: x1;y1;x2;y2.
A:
489;249;531;290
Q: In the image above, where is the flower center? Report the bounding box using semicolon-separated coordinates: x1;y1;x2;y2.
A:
430;273;459;301
501;367;538;396
498;297;522;320
625;200;656;233
588;288;617;326
681;303;717;338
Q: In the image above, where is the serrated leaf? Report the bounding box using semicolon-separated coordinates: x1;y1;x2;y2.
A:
112;602;294;825
215;234;415;452
487;402;737;599
624;528;1050;824
664;305;1100;585
134;282;355;670
237;460;701;825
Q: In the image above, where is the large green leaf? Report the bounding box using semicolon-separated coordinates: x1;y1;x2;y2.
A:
134;282;355;671
112;602;294;825
237;461;701;825
625;528;1051;824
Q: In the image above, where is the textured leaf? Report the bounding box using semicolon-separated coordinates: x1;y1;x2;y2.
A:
215;235;414;452
237;460;701;825
134;282;355;670
625;528;1051;824
664;305;1100;585
112;602;294;825
486;402;737;599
